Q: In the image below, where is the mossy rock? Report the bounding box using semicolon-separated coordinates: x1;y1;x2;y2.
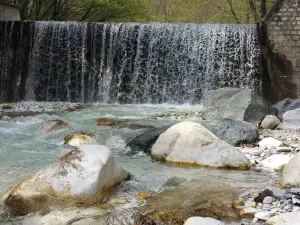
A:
64;132;95;147
136;182;240;224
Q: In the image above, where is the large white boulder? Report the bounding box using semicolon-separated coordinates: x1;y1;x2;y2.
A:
258;137;283;149
282;152;300;187
266;212;300;225
277;108;300;130
3;145;129;215
262;154;292;171
261;115;281;129
184;217;224;225
151;121;251;169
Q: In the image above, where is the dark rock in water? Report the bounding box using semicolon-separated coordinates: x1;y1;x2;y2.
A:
254;189;274;203
137;182;239;225
126;126;172;154
202;88;278;126
1;105;14;110
118;123;155;130
201;118;260;146
274;98;300;120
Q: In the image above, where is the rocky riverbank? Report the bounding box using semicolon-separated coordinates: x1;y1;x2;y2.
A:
1;88;300;225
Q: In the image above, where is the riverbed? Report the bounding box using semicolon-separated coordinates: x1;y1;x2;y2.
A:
0;104;277;224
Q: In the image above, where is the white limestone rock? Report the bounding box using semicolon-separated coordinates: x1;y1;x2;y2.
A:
266;212;300;225
63;133;95;147
3;145;129;215
282;152;300;187
277;108;300;130
261;115;281;129
261;154;292;170
184;217;225;225
258;137;283;149
151;121;250;169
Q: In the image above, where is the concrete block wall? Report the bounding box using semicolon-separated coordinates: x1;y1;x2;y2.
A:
267;0;300;99
0;2;20;21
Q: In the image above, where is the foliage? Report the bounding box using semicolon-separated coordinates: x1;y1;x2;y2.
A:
4;0;148;21
4;0;279;23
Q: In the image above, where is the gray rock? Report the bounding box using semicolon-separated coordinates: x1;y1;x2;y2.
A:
201;118;259;146
273;189;291;199
126;126;172;154
274;98;300;120
277;108;300;130
151;121;251;169
293;206;300;212
202;88;278;126
263;196;274;204
261;115;281;129
290;188;300;195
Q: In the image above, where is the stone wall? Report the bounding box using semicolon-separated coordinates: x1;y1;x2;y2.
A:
266;0;300;100
0;2;20;21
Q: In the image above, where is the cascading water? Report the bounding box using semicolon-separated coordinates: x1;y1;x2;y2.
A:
0;21;261;104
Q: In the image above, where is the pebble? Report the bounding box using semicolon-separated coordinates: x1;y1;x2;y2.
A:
240;207;258;217
245;201;256;208
263;196;274;204
292;197;300;205
276;147;292;152
255;211;273;221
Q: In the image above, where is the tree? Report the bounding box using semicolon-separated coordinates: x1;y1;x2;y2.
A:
3;0;148;22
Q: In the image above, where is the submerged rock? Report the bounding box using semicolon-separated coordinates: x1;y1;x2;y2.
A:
95;118;119;127
282;152;300;188
126;126;172;154
274;98;300;120
151;121;251;169
3;145;129;215
96;118;154;130
201;118;259;146
261;115;281;129
117;123;154;130
41;119;72;133
277;108;300;130
184;217;225;225
202;88;278;126
40;207;108;225
63;133;95;147
138;182;239;224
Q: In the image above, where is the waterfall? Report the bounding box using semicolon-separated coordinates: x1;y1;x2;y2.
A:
0;21;261;104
